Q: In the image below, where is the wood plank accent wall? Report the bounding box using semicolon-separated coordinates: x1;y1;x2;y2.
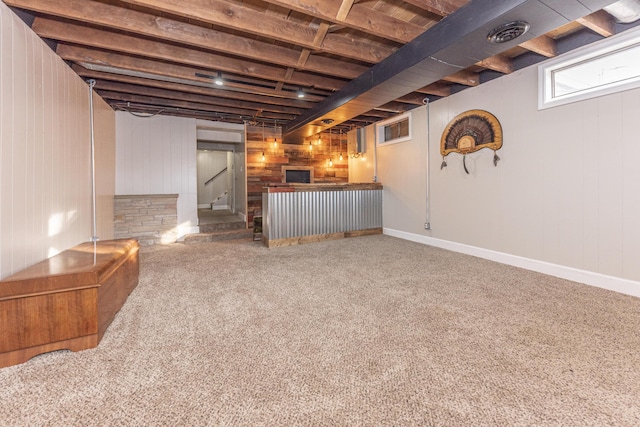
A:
246;125;348;225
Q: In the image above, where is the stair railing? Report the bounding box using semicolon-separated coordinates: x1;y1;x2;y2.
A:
204;167;228;186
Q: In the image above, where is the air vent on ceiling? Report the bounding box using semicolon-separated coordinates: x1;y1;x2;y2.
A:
487;21;530;44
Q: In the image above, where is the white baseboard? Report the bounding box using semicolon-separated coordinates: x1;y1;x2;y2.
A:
198;203;230;210
383;228;640;299
178;225;199;240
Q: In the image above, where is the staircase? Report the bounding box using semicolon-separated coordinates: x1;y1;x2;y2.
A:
183;209;252;244
210;191;228;210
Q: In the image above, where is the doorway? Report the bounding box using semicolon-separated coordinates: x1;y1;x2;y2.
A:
196;120;247;233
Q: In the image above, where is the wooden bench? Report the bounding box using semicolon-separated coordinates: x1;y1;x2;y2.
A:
0;239;139;368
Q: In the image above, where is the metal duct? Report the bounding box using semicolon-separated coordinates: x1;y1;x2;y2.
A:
283;0;619;142
605;0;640;22
356;128;366;154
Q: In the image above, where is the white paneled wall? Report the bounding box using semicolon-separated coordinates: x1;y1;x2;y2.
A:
0;3;115;279
115;113;198;237
351;64;640;295
94;93;116;240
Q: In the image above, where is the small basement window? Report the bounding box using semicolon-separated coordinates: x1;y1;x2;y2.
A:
539;26;640;109
376;112;411;146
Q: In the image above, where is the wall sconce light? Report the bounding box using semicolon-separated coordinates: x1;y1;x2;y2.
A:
328;128;332;167
214;71;224;86
272;120;279;152
309;141;313;151
261;122;266;163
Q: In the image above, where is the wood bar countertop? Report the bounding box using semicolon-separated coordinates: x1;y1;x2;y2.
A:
263;182;383;193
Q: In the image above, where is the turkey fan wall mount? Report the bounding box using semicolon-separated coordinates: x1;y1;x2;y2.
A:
440;110;503;174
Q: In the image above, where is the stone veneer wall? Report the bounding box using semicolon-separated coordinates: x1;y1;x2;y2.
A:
114;194;178;246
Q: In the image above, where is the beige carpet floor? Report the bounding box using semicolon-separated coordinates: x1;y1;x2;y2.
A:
1;235;640;426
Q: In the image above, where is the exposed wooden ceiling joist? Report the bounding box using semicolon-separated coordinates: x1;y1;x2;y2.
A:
34;18;348;92
116;0;400;61
253;0;425;42
577;9;616;37
94;81;306;116
402;0;469;16
4;0;628;133
72;65;324;105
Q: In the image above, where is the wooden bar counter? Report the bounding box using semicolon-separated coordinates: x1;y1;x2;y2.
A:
0;239;139;368
262;183;383;247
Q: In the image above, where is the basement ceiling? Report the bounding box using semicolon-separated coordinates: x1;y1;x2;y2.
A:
5;0;638;141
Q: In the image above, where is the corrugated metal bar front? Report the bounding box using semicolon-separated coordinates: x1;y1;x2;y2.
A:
265;189;382;240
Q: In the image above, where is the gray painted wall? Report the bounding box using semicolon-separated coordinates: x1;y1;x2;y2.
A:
350;64;640;295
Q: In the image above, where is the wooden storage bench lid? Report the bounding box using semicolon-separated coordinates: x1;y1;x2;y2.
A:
0;239;139;300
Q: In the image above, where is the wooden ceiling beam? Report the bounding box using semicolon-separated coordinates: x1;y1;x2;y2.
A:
476;55;514;74
577;10;616;37
261;0;422;43
374;101;413;114
394;93;430;105
72;65;323;105
118;0;319;46
116;106;248;123
57;45;316;101
335;0;356;21
298;22;330;69
117;0;398;61
93;81;305;115
296;50;312;68
442;70;479;86
401;0;468;16
3;0;369;77
519;35;558;58
353;110;395;120
99;92;295;121
415;82;452;97
33;18;347;91
312;22;331;46
321;33;395;63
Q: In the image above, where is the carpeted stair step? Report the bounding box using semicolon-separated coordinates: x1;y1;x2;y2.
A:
183;228;253;244
198;221;246;234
